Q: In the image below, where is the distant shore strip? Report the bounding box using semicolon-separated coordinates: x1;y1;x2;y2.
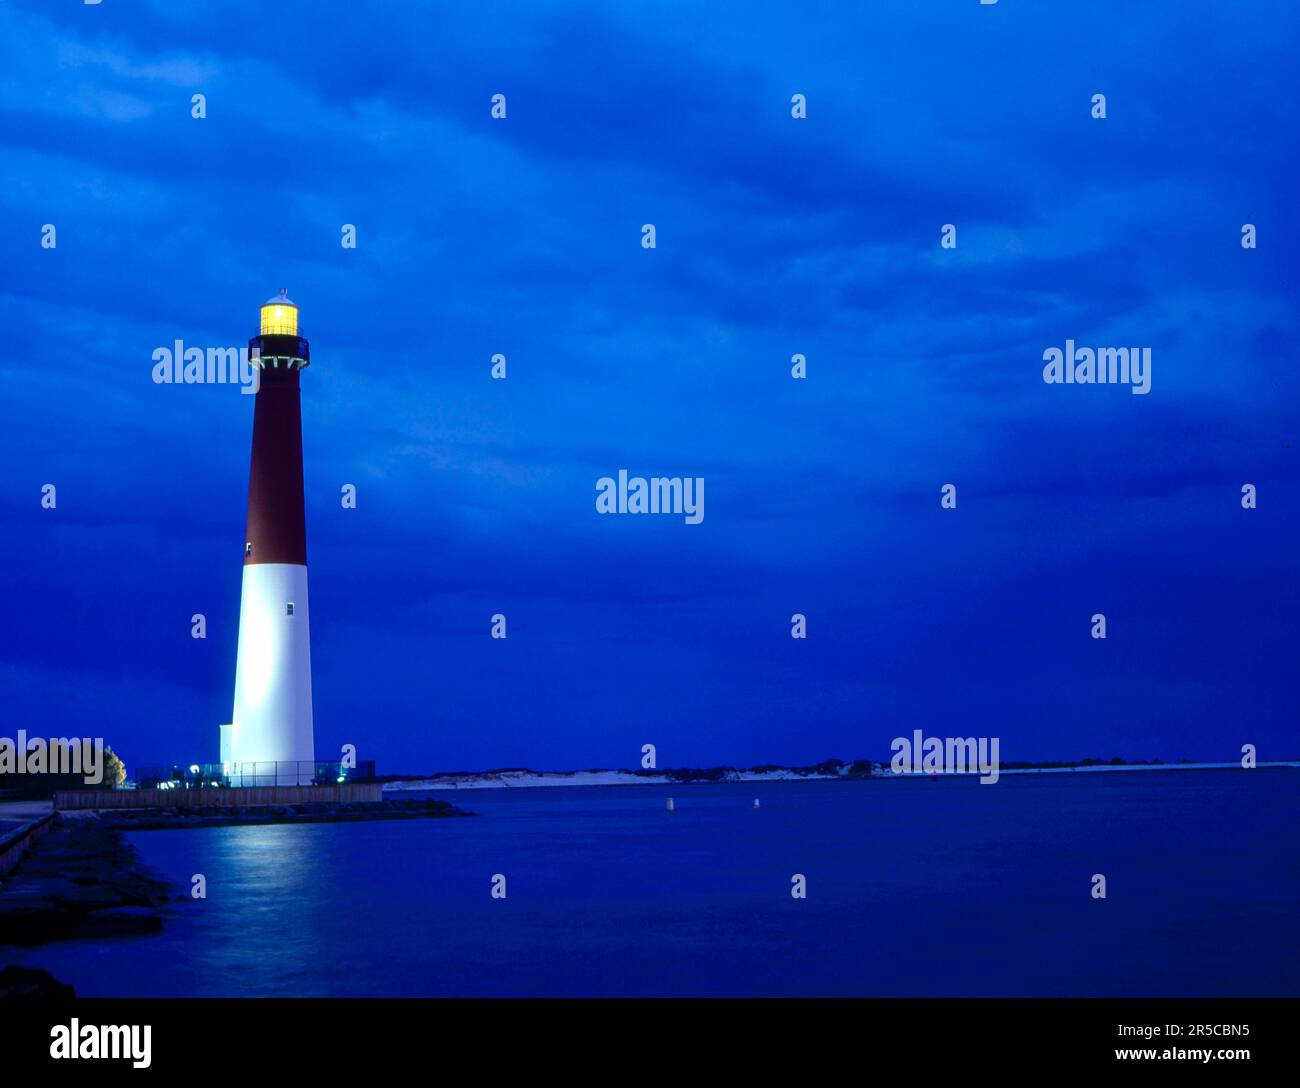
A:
380;761;1298;793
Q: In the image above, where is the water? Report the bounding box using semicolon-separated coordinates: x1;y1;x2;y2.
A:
14;771;1299;996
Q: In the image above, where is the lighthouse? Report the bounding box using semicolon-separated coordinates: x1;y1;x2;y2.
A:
228;290;315;784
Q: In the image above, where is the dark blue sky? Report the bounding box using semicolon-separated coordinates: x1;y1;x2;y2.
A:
2;1;1297;774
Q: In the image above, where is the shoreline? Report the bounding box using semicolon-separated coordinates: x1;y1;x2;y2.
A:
382;767;874;791
381;760;1298;792
937;761;1299;776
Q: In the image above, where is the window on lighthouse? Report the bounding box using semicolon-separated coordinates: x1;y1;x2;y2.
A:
286;603;295;616
245;542;252;556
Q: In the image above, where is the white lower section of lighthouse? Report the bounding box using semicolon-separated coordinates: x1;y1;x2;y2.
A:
230;563;315;783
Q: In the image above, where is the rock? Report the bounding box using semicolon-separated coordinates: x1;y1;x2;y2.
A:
74;906;164;939
66;863;123;887
57;884;127;911
16;855;95;878
105;876;170;908
0;876;79;901
0;900;79;945
0;966;75;998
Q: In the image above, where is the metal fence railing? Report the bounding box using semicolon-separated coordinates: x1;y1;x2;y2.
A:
133;761;377;790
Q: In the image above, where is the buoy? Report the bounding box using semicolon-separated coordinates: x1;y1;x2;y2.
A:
753;798;761;809
666;797;675;812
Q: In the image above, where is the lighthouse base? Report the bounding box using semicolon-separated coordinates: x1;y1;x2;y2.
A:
230;563;315;782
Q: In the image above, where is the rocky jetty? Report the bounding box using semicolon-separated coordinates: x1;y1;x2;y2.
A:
0;801;464;951
0;819;171;947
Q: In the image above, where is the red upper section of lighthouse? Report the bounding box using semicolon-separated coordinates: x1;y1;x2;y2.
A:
243;297;309;567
